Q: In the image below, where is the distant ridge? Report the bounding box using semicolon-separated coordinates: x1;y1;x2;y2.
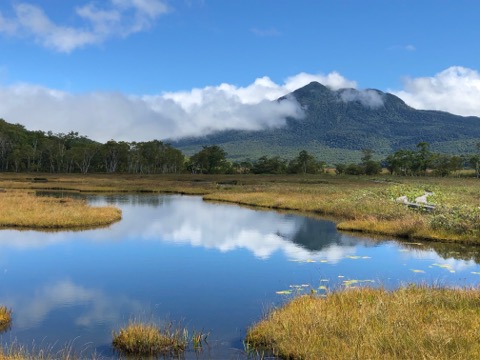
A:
172;82;480;163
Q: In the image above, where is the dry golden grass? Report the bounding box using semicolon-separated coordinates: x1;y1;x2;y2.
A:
112;321;187;357
0;191;121;229
246;286;480;360
0;306;11;333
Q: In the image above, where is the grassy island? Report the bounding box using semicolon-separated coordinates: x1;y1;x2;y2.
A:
0;191;121;229
112;322;187;357
246;286;480;360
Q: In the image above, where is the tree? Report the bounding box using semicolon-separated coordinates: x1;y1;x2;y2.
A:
385;149;415;176
360;148;381;175
288;150;325;174
413;141;433;175
70;143;99;174
471;142;480;178
252;156;287;174
101;140;129;173
189;145;229;174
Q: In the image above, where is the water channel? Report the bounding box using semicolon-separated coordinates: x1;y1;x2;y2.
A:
0;194;479;358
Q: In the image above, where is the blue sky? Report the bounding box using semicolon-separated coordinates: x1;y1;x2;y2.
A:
0;0;479;142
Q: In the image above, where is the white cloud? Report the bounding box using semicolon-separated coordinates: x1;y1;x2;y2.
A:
392;66;480;117
0;280;142;330
0;71;357;142
0;0;169;52
284;71;357;92
339;89;384;109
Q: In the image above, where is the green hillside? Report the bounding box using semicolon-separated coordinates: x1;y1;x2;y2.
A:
173;82;480;163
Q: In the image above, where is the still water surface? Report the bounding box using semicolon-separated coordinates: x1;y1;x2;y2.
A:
0;194;480;358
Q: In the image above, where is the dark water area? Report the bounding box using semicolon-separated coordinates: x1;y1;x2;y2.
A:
0;194;479;359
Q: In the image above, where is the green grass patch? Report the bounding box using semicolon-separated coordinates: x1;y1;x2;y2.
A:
246;286;480;360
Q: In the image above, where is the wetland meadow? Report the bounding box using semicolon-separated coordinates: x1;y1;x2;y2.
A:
0;174;479;359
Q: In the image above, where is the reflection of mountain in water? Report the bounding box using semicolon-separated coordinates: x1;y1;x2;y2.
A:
284;218;342;251
286;216;344;251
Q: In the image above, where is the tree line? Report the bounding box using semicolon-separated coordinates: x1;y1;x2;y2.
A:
0;119;479;177
0;120;184;174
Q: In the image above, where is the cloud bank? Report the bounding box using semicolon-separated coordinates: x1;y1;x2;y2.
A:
0;0;169;52
0;71;354;142
392;66;480;117
1;67;479;143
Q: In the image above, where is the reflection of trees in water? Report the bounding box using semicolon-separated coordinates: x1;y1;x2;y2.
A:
97;194;171;207
37;192;173;208
284;216;366;252
400;241;480;264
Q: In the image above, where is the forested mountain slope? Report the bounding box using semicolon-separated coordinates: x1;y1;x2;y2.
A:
173;82;480;163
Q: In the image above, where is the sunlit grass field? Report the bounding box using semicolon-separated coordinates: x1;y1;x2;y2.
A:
246;286;480;360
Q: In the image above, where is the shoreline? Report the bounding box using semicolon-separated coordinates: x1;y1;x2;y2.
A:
0;173;478;244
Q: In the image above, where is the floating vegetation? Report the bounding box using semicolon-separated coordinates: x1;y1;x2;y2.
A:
289;284;310;289
289;259;317;263
342;279;375;287
472;271;480;275
411;269;426;273
431;263;456;273
276;290;292;295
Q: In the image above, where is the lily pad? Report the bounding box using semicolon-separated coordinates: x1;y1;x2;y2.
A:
276;290;292;295
411;269;425;273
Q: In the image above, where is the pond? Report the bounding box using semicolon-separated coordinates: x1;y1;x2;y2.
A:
0;194;480;359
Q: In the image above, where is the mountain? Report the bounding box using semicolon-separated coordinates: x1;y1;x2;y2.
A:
172;82;480;163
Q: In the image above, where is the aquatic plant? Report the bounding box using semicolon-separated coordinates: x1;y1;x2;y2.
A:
0;306;12;333
112;321;188;357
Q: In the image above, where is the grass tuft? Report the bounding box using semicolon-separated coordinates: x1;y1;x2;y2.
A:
0;306;12;333
246;286;480;360
112;321;188;357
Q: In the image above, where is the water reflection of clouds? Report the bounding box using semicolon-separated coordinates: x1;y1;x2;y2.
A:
0;195;362;262
112;195;360;262
0;280;142;330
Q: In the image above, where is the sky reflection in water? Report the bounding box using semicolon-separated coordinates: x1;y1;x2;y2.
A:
0;194;479;358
